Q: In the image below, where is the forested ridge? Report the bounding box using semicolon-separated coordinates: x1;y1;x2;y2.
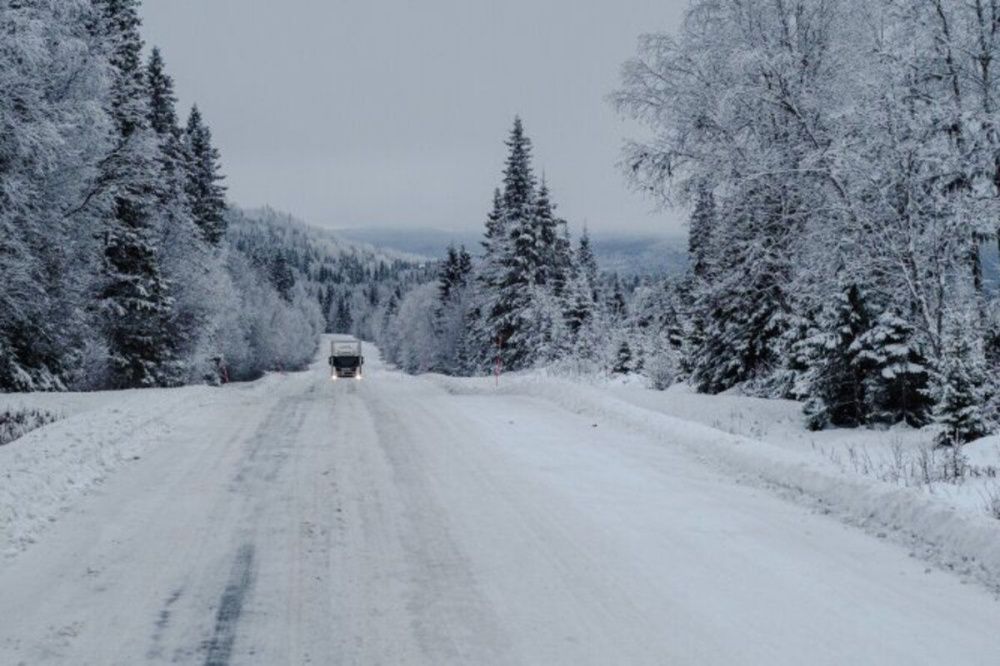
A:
0;0;421;390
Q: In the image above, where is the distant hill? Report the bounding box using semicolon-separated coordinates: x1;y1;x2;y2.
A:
334;226;689;277
333;227;480;261
242;210;425;266
588;232;688;277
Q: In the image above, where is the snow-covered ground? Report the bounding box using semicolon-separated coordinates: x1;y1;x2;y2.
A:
2;341;1000;664
490;369;1000;520
608;382;1000;514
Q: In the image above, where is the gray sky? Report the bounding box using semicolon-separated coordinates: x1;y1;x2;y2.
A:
140;0;687;236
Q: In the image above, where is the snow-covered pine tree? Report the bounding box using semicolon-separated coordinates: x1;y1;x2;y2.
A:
146;48;192;225
688;187;794;395
468;188;507;371
533;176;564;287
933;326;990;447
576;228;600;303
606;275;627;324
612;339;633;374
432;244;473;373
852;311;932;427
269;252;296;302
333;297;353;335
185;105;227;245
677;187;715;378
801;285;870;430
96;0;178;388
483;117;539;371
438;245;464;303
145;46;224;380
552;223;575;298
688;182;716;280
146;48;178;137
561;264;599;361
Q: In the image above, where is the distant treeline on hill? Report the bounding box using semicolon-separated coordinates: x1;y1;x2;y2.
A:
336;227;690;278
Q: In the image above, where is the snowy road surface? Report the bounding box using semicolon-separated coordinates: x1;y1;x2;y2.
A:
3;346;1000;665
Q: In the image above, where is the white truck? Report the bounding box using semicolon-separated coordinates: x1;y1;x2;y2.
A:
328;336;364;380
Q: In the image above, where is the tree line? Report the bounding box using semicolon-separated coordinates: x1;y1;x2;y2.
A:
379;118;645;378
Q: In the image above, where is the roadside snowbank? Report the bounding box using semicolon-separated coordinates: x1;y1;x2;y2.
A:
0;387;208;556
0;370;297;558
431;373;1000;593
0;343;324;559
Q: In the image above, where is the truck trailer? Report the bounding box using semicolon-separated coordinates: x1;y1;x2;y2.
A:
329;336;364;380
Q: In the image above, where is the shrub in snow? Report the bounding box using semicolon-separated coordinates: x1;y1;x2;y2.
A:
68;339;113;392
0;408;60;447
645;349;678;391
983;483;1000;521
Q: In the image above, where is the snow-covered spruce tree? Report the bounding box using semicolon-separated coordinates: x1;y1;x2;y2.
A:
552;224;575;299
463;118;582;373
145;47;228;382
533;176;567;288
332;297;353;334
185;105;227;245
467;188;507;371
477;117;542;371
688;181;716;281
437;244;470;304
576;228;600;304
269;252;296;302
434;245;474;373
632;281;687;391
801;285;871;431
933;324;990;447
560;236;600;361
606;275;627;325
96;0;179;388
612;339;633;375
630;278;687;390
497;117;543;369
852;311;932;427
689;187;795;394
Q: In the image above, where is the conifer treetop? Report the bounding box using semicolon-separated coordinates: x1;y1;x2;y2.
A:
502;116;536;213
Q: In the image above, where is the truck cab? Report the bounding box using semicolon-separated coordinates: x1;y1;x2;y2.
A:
329;336;364;380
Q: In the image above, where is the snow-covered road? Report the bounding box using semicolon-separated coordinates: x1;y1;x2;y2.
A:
2;345;1000;665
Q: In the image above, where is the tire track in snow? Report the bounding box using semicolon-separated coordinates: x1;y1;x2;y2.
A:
203;544;256;666
146;587;183;660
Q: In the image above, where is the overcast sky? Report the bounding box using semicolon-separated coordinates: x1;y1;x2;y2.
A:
140;0;687;236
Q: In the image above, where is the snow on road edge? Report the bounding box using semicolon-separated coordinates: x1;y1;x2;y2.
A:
431;374;1000;594
0;387;206;557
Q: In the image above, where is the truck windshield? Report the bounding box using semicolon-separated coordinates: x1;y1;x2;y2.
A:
332;356;360;369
